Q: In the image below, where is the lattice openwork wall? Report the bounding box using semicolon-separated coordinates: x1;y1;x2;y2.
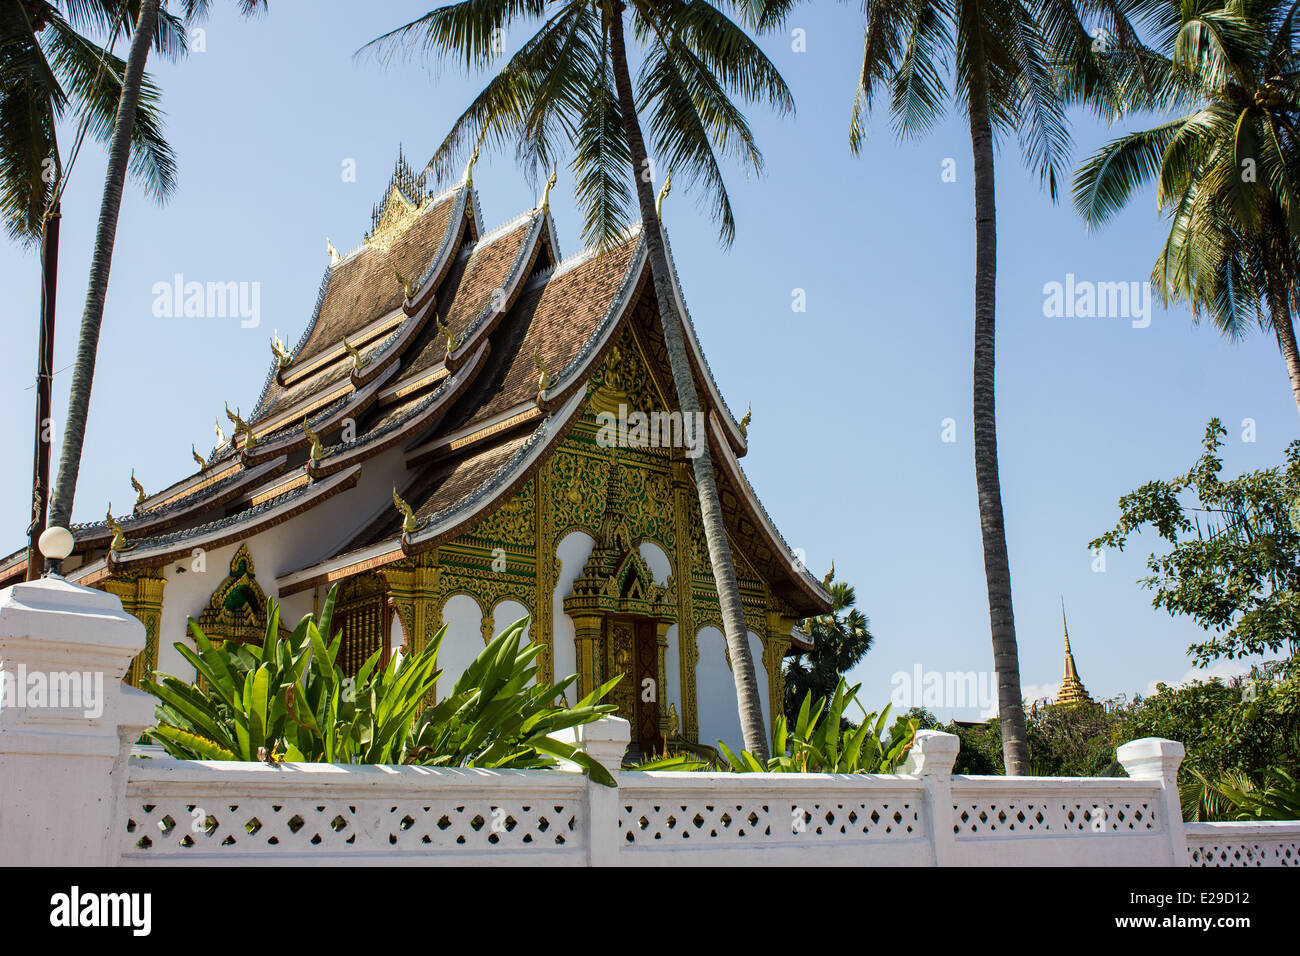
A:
1186;824;1300;867
121;764;587;864
951;797;1158;837
115;758;1300;867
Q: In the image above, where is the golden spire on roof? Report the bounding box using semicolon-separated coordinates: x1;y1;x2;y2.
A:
192;444;207;471
327;237;340;265
656;170;672;220
106;505;135;553
437;314;458;355
822;560;834;588
1056;598;1093;705
739;402;751;437
214;418;227;446
130;469;146;506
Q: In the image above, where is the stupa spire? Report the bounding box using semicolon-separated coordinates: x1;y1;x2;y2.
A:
1056;597;1092;705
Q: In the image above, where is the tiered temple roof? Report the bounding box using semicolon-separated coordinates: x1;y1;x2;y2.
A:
0;155;830;623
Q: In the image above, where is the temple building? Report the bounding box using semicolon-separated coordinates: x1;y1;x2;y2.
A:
0;153;830;755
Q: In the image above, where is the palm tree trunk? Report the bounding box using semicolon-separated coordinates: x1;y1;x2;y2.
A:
1262;213;1300;421
44;0;161;569
606;0;768;759
968;81;1029;775
26;201;60;580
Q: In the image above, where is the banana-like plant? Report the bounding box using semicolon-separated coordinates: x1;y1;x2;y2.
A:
144;585;621;785
715;679;918;774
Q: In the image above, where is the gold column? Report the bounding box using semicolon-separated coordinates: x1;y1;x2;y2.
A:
655;619;671;743
671;461;699;741
533;459;556;684
102;570;168;687
764;610;798;723
381;554;442;694
572;614;603;700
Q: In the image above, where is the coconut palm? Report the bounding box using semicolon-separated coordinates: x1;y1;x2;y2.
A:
847;0;1144;774
43;0;267;565
1073;0;1300;420
784;571;875;722
364;0;794;759
2;0;183;577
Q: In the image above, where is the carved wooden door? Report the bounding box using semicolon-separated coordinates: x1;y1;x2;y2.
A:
603;617;661;757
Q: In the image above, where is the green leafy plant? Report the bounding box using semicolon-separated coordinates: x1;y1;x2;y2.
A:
717;679;918;774
1189;767;1300;821
144;586;621;785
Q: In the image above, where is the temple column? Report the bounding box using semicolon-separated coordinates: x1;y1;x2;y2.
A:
381;555;442;695
671;460;699;742
572;614;603;700
764;609;798;724
655;619;670;745
101;570;167;687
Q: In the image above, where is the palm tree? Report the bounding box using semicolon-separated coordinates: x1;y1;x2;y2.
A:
2;0;182;578
365;0;795;758
847;0;1143;774
43;0;266;568
1074;0;1300;420
784;569;875;722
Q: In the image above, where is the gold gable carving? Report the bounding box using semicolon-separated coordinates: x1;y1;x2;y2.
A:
197;543;272;646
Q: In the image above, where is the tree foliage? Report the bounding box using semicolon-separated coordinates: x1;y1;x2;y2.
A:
784;574;874;723
1091;418;1300;663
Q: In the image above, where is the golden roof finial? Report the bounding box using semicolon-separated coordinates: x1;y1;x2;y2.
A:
303;416;329;462
343;334;371;372
656;170;672;220
739;402;751;437
129;469;146;506
105;505;135;553
437;314;458;355
464;143;480;187
822;560;835;588
534;347;555;391
539;165;557;212
214;418;227;446
192;444;207;471
395;269;414;301
327;237;340;265
225;402;247;434
271;329;292;369
393;485;429;534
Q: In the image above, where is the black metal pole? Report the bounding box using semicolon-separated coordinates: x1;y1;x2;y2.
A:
26;201;59;580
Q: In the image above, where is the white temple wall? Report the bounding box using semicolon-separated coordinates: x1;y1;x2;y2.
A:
551;530;594;705
694;626;769;753
437;593;483;692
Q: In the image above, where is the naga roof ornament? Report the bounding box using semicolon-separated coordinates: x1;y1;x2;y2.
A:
393;485;429;534
271;330;292;369
130;469;146;505
343;335;370;372
106;506;134;553
656;170;672;220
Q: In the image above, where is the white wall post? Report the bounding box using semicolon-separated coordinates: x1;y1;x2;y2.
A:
553;715;630;866
1117;737;1188;866
0;578;157;866
903;729;960;866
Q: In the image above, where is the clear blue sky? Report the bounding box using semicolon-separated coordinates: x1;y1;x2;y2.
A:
1;1;1290;718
